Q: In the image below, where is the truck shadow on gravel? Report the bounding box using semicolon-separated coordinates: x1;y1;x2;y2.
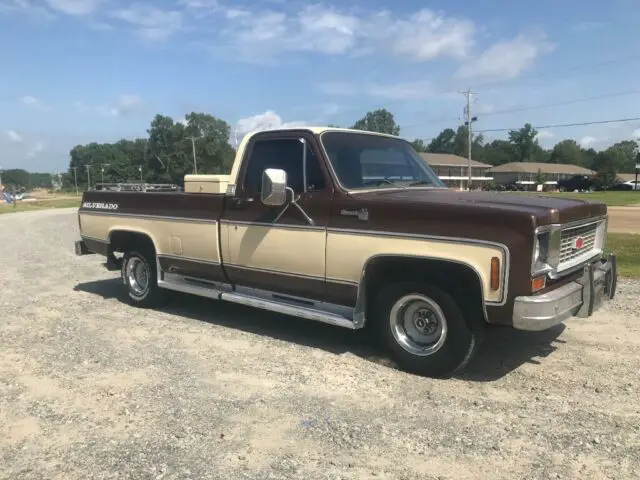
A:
74;278;567;382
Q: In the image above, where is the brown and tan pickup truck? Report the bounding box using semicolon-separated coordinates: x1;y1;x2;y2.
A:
74;127;617;377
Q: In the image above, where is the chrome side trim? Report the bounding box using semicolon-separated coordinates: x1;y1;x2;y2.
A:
219;219;326;232
79;210;219;224
157;254;221;266
353;254;492;329
224;262;325;282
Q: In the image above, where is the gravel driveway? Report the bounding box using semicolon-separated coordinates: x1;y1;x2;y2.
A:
1;208;639;480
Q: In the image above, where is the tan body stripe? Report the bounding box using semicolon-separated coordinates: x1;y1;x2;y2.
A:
79;212;507;304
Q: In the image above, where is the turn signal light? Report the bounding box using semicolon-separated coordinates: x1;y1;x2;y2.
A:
490;257;500;291
531;276;546;292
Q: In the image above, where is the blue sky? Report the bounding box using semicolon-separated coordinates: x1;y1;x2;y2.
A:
2;0;640;172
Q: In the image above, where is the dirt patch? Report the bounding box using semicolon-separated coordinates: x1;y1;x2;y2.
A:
607;206;640;234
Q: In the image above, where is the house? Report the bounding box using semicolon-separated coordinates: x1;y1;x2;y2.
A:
487;162;595;190
419;153;493;190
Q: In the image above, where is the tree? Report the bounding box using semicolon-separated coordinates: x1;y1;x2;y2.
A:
1;169;30;188
605;140;638;172
482;139;514;166
592;150;619;187
426;128;456;154
351;108;400;135
410;139;428;152
508;123;539;162
535;169;545;185
549;139;585;165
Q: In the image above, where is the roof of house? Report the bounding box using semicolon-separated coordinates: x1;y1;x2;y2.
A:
617;173;638;182
419;153;492;168
486;162;595;175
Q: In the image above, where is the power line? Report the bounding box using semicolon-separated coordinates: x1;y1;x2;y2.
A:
474;116;640;134
480;89;640;118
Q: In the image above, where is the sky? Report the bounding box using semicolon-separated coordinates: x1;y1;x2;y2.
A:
2;0;640;172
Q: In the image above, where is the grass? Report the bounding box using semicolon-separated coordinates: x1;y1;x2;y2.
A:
0;197;81;214
503;190;640;207
605;233;640;279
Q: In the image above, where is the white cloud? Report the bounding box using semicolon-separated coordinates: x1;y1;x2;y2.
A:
111;4;183;41
317;80;451;101
45;0;102;15
455;31;554;81
579;136;597;148
217;5;476;62
6;129;23;143
0;0;55;18
26;141;45;158
107;94;144;116
536;130;554;140
234;110;308;137
21;95;52;111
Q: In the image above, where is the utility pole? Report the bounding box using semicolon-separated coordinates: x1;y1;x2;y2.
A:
186;136;198;174
72;167;78;195
84;165;91;190
460;88;478;191
100;163;110;185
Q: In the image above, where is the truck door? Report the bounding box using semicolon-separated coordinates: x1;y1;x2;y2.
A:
221;131;333;302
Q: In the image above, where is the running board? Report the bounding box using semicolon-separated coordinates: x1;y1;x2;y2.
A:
157;276;357;330
220;292;357;330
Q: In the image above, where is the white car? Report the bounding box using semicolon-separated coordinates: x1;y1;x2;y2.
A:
623;180;639;191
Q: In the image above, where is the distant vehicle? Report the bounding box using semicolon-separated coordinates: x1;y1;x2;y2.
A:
557;175;599;192
623;180;639;191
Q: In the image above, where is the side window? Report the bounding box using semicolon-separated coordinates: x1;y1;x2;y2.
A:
243;138;326;194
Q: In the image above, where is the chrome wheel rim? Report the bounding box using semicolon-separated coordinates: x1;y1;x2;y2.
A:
389;294;448;356
126;257;149;296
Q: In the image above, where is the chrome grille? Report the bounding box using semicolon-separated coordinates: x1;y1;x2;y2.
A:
558;221;600;268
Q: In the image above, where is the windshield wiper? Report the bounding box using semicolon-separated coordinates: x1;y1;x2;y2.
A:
364;178;408;189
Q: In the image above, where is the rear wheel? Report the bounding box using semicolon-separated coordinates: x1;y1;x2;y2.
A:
371;281;482;377
121;249;163;307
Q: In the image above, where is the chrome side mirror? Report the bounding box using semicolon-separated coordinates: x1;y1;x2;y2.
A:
261;168;288;206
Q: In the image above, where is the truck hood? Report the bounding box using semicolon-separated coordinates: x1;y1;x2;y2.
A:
350;188;607;226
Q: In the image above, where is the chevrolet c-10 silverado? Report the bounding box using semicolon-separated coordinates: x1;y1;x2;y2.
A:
74;127;617;377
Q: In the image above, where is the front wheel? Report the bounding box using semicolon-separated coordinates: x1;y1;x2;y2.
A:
371;281;482;378
121;250;163;308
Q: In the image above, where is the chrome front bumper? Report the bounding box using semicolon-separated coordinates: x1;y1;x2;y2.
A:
512;253;617;331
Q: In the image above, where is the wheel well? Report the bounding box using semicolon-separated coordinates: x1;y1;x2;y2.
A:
109;230;156;257
362;256;487;328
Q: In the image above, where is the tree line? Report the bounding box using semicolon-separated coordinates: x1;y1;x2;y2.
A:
1;107;637;190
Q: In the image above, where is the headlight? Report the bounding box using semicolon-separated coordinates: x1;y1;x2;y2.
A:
531;226;561;276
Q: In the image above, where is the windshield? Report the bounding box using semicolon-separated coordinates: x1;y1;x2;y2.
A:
319;131;446;190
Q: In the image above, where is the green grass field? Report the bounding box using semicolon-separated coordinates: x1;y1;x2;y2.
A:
503;190;640;207
0;197;81;214
606;233;640;278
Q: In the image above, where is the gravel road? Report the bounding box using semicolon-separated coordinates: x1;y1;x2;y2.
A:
1;208;639;480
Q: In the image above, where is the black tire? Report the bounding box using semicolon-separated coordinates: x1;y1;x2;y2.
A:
371;281;482;378
121;249;163;308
